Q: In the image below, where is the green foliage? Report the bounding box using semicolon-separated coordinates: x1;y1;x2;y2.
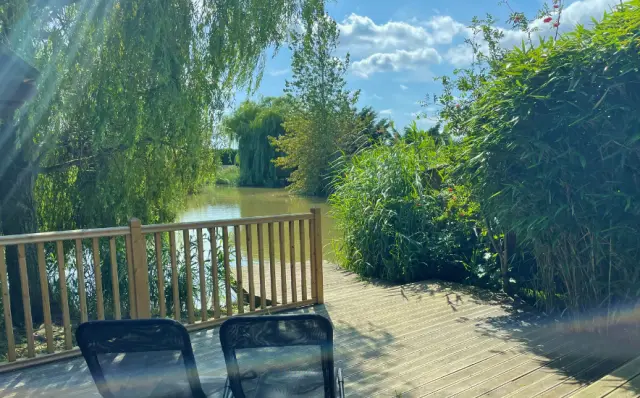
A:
1;0;323;232
216;149;238;166
215;165;240;186
330;138;496;284
455;1;640;312
272;10;359;196
223;97;291;187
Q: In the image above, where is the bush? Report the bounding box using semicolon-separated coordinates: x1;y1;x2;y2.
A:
462;2;640;312
330;139;496;284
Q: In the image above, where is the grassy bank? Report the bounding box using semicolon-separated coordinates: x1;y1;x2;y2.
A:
215;165;240;186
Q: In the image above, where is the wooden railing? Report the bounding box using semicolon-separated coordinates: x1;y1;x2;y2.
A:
0;209;323;371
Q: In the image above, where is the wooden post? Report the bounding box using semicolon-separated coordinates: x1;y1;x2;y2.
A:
129;218;151;318
183;229;195;324
311;208;324;304
209;228;221;319
75;239;88;323
169;232;180;320
17;244;35;357
289;221;297;303
234;225;244;313
92;238;105;320
197;229;207;321
109;238;121;320
125;235;137;319
36;242;54;353
154;233;166;318
56;241;72;350
222;227;233;315
0;246;16;362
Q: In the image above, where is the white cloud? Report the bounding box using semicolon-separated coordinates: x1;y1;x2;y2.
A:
351;48;442;78
338;14;468;57
423;16;468;45
268;68;290;77
338;14;434;56
380;109;393;115
400;84;408;90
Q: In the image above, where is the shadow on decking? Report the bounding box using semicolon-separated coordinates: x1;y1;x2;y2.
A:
474;302;640;395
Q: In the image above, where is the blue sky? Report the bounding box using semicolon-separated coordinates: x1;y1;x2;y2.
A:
235;0;624;130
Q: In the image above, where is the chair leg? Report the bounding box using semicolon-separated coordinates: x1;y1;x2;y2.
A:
336;368;345;398
222;376;232;398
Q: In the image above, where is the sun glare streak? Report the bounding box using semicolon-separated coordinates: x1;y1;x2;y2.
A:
0;0;117;207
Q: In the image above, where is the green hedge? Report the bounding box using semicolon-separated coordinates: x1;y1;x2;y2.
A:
462;1;640;312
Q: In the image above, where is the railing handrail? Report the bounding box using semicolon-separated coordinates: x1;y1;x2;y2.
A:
0;213;315;246
0;226;130;245
141;213;314;233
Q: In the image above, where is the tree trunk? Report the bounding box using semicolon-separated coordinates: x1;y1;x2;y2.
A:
0;121;44;326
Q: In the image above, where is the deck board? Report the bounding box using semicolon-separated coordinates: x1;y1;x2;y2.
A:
0;262;637;397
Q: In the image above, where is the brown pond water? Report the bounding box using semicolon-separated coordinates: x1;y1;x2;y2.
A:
178;186;337;263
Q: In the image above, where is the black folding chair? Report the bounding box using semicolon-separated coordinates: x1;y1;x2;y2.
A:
76;319;225;398
219;314;344;398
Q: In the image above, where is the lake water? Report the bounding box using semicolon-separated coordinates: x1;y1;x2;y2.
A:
178;186;338;262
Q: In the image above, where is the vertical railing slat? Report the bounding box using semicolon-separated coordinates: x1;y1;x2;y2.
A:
125;235;137;319
109;237;121;320
246;224;255;312
209;228;221;319
311;208;324;304
309;218;317;301
0;246;16;362
234;225;244;313
17;244;34;357
279;222;287;305
268;223;277;306
169;232;180;321
75;239;88;323
197;229;207;321
299;219;307;301
222;227;233;316
257;224;266;310
92;238;105;320
56;241;72;350
289;221;297;303
36;242;53;353
183;229;195;324
154;233;166;318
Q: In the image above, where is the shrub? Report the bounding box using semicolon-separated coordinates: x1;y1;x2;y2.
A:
330;139;495;284
461;1;640;312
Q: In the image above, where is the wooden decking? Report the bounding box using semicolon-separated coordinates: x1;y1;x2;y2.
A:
1;262;639;397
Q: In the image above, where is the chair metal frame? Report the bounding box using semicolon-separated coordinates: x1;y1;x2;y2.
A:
219;314;343;398
76;319;207;398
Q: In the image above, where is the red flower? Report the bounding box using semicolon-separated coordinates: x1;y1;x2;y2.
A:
455;104;460;109
553;4;559;8
513;16;520;22
448;188;453;192
543;16;552;23
553;22;560;27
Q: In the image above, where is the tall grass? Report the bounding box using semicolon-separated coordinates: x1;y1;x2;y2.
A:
329;140;489;283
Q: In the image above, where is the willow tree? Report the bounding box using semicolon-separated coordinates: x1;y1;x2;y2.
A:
223;97;292;187
0;0;322;324
272;10;359;196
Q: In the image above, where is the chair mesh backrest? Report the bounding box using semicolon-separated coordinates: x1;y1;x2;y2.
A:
220;315;335;398
76;319;205;398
